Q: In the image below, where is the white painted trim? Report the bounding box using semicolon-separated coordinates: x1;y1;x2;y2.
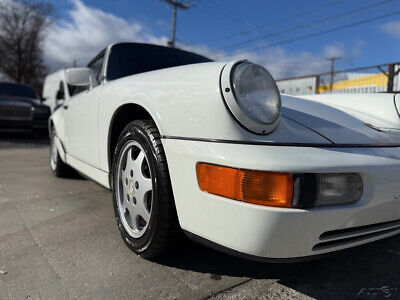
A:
66;154;110;189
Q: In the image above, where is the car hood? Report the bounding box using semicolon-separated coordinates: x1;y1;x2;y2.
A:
0;95;41;104
0;96;50;110
281;94;400;145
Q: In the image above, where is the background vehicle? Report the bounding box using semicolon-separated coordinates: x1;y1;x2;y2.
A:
0;82;50;134
49;42;400;261
42;70;69;113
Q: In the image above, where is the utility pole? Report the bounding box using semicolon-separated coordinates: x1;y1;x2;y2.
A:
164;0;189;48
327;57;341;93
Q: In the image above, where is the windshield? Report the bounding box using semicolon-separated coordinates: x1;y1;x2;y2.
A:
106;43;212;81
0;82;37;99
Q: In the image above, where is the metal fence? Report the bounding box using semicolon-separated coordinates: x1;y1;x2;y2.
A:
276;62;400;96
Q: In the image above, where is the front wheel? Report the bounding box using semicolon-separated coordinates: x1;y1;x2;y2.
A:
112;120;180;259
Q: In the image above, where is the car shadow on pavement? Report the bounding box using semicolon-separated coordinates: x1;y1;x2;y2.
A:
155;236;400;299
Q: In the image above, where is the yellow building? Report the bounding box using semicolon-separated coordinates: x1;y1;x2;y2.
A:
317;73;388;93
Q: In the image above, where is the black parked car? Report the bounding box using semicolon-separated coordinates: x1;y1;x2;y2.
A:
0;82;50;134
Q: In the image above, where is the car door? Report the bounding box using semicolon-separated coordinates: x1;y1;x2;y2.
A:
65;53;105;168
51;80;69;145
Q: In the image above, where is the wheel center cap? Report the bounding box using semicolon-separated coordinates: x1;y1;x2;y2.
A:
128;180;135;196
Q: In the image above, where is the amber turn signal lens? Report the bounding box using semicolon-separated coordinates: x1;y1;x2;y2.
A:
196;163;293;207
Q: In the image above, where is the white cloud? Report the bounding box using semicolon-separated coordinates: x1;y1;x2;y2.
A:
181;42;363;79
44;0;363;79
44;0;168;70
323;44;345;59
381;20;400;39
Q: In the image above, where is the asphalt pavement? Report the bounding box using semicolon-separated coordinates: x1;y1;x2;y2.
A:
0;135;400;299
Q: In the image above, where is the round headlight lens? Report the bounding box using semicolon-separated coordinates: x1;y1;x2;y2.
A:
231;62;281;125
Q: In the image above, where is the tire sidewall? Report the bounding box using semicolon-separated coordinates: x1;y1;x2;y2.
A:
112;122;162;254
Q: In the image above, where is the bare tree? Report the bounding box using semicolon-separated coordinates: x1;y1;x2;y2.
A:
0;0;52;93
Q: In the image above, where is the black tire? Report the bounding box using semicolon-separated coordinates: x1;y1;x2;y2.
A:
112;120;180;259
50;129;74;178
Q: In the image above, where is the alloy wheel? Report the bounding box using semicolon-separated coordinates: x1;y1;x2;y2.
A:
116;141;153;238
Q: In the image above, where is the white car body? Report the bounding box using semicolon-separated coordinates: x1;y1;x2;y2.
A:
50;42;400;261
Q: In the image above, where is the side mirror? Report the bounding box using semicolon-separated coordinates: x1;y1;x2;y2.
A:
65;68;97;88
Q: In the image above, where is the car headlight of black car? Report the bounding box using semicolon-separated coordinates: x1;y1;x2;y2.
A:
33;105;50;115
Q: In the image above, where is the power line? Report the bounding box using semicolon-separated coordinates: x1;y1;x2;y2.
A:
222;0;396;50
192;2;242;30
194;0;255;31
206;0;244;20
202;0;255;31
164;0;189;48
198;0;346;44
242;9;400;53
224;0;346;39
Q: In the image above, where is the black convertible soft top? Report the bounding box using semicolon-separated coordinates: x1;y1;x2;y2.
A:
103;42;213;81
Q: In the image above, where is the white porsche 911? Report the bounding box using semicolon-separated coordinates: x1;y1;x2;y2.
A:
48;42;400;261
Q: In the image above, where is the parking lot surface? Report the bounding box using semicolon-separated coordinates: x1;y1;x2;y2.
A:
1;137;400;299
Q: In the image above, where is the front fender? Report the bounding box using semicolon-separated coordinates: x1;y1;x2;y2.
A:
98;61;330;172
98;62;230;171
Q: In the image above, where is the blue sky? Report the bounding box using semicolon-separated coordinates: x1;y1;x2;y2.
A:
44;0;400;78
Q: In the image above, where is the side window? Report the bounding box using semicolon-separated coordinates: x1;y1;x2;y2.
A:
88;55;104;84
54;81;65;110
68;84;88;97
56;82;65;100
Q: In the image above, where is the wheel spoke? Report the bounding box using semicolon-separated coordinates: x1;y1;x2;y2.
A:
134;186;150;223
134;151;145;170
126;204;139;231
119;194;127;210
141;177;152;194
126;148;133;162
120;170;128;191
120;160;132;204
119;181;128;207
137;196;150;223
125;148;135;172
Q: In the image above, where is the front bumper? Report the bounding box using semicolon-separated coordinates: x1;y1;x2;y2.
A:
0;119;48;132
162;138;400;260
0;113;49;132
